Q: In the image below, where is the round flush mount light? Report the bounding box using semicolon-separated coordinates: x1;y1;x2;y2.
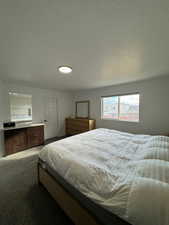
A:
58;65;72;74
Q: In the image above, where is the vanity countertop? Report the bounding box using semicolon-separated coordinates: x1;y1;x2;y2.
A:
1;123;45;131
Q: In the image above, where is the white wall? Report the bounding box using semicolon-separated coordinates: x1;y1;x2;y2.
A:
0;80;73;156
73;76;169;135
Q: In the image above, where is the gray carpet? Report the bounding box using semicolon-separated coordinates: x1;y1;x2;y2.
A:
0;148;74;225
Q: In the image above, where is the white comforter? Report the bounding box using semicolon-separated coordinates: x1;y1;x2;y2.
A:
39;128;169;225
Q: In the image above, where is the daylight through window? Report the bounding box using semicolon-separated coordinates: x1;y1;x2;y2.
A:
101;94;140;122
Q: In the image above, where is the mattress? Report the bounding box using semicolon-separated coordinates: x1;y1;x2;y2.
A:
39;158;128;225
39;128;169;225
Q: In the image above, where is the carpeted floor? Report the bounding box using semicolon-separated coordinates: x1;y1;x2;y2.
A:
0;147;74;225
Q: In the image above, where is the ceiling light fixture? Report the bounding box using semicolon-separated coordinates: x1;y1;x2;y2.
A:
58;65;72;74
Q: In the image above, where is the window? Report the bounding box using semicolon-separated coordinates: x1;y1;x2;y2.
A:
101;93;140;122
9;92;32;122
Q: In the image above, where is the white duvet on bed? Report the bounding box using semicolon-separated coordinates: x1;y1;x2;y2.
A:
39;128;169;225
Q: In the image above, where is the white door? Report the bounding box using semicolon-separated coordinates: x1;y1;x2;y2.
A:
43;96;58;139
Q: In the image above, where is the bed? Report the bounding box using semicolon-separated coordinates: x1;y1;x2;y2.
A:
38;128;169;225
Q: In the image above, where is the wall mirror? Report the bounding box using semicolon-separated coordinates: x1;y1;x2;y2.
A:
9;92;32;122
75;101;90;119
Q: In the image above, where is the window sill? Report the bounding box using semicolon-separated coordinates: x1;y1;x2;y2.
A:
101;118;139;123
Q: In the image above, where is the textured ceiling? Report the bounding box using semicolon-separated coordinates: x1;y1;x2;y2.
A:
0;0;169;90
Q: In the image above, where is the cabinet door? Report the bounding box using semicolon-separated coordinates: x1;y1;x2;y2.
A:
5;129;27;155
27;126;44;148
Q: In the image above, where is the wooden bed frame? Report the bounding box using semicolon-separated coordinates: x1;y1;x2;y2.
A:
37;162;130;225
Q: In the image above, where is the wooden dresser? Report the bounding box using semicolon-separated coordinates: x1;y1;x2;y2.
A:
65;118;96;136
4;124;44;156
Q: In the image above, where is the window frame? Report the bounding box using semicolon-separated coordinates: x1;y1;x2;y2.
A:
101;92;140;123
9;92;33;123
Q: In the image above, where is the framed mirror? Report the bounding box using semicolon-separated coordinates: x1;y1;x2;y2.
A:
75;101;90;119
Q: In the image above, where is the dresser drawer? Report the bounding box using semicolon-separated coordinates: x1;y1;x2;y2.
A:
66;122;89;130
65;118;96;136
66;119;89;128
66;129;86;135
